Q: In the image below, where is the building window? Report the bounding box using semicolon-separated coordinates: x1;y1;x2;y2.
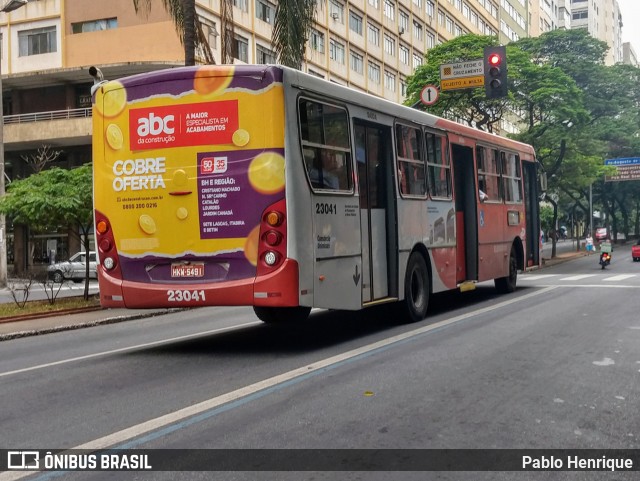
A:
427;31;435;48
310;29;325;53
399;44;409;64
384;70;396;91
413;20;423;40
256;0;276;24
351;50;364;74
426;0;435;17
384;0;395;21
71;18;117;34
368;61;380;83
368;22;380;46
400;79;407;97
349;10;363;35
368;0;379;8
399;10;409;33
233;0;249;12
330;39;345;64
384;34;395;56
233;34;249;62
413;53;423;68
329;0;345;23
18;26;57;56
256;44;276;64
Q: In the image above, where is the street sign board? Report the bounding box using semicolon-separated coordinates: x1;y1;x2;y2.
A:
440;60;484;80
441;75;484;91
604;157;640;182
420;85;439;105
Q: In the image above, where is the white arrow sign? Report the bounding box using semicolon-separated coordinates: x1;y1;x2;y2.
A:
420;85;439;106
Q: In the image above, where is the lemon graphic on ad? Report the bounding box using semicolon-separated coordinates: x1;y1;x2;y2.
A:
248;152;285;195
232;129;250;147
96;81;127;118
139;215;157;235
244;225;261;266
106;124;124;151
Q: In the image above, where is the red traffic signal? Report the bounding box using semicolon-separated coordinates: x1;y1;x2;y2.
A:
483;46;507;99
488;53;501;66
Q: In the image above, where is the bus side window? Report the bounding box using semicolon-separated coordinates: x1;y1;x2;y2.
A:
476;146;502;202
426;133;451;198
396;124;426;197
299;98;353;192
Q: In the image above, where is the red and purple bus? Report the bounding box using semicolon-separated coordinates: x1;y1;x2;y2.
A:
92;64;541;323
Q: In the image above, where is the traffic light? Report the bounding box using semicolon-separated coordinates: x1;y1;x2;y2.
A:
483;46;507;99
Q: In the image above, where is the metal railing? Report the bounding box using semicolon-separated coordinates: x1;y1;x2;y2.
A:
3;108;93;124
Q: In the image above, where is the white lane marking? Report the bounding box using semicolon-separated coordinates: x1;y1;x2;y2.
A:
603;274;636;282
0;286;557;481
560;274;597;281
520;274;558;280
0;321;262;378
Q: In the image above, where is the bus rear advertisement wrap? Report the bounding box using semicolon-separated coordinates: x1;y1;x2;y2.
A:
93;66;288;308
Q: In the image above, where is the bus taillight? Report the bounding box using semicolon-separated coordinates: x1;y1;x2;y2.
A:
257;200;287;275
95;210;122;279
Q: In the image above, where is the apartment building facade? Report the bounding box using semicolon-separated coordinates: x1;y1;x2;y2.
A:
566;0;622;65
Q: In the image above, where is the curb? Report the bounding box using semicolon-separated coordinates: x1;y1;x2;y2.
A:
0;309;187;342
0;306;103;324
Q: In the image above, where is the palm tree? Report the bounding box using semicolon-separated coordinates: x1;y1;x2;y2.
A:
133;0;316;69
271;0;317;69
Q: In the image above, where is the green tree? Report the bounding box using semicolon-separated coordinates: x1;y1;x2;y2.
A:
0;165;94;300
515;29;640;243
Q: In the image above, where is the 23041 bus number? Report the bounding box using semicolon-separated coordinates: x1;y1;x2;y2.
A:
315;203;337;215
167;290;206;302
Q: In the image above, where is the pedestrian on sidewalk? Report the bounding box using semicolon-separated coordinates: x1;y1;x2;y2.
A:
585;234;594;255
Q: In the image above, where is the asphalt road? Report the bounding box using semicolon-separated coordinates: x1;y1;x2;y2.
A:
1;244;639;480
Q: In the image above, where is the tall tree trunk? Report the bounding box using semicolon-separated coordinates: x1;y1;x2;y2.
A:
183;0;196;66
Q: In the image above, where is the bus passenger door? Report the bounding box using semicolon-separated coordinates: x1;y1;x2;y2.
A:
452;144;478;281
354;121;397;303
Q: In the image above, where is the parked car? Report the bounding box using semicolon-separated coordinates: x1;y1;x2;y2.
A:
595;227;609;241
48;251;98;283
632;240;640;262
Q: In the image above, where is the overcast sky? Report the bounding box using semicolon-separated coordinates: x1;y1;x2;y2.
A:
617;0;640;54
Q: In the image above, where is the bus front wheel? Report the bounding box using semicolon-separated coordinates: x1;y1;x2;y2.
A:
495;246;518;293
253;306;311;324
401;252;430;323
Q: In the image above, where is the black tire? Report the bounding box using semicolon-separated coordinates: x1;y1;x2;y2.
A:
253;306;311;324
52;270;64;283
400;252;430;323
495;247;518;293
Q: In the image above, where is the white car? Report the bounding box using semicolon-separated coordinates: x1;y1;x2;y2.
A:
48;251;98;283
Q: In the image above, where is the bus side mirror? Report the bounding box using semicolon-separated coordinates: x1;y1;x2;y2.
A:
539;172;547;193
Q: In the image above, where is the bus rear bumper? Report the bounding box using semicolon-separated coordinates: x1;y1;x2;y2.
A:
97;259;300;309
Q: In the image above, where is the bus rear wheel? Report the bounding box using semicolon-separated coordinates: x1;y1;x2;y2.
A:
495;246;518;293
253;306;311;324
400;252;430;323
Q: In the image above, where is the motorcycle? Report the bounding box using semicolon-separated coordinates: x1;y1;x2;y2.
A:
599;251;611;269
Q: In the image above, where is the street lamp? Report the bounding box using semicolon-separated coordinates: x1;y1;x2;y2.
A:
0;0;27;287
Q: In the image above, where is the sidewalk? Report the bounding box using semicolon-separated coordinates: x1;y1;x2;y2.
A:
0;249;588;341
